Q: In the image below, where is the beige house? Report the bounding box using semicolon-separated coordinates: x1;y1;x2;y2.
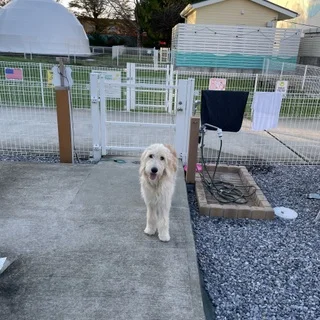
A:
172;0;301;70
180;0;298;27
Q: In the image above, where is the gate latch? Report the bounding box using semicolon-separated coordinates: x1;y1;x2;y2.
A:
177;101;183;112
93;144;102;151
91;96;100;103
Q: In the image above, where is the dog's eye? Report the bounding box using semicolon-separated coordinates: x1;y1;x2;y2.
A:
149;154;153;159
160;156;165;161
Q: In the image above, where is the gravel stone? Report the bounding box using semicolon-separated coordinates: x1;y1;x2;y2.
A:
0;154;92;164
188;165;320;320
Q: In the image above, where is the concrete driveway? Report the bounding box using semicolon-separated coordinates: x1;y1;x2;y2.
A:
0;160;205;320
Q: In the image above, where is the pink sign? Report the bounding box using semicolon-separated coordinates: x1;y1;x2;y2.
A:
209;78;226;91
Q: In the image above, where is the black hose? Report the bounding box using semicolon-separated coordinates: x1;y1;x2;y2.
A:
199;126;256;204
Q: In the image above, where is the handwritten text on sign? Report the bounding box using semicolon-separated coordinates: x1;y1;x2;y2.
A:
209;78;227;91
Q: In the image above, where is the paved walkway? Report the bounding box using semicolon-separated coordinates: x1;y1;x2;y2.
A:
0;160;205;320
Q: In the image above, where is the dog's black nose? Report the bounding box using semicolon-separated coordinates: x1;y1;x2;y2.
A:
151;167;158;173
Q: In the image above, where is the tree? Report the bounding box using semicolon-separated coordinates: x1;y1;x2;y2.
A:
69;0;112;33
0;0;10;6
105;0;142;45
135;0;188;47
152;1;187;47
107;0;187;47
0;0;61;5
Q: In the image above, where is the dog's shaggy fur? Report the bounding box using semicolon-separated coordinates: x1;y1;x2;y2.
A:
139;144;178;242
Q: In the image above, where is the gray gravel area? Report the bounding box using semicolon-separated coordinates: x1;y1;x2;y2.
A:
0;154;61;163
0;154;92;164
188;165;320;320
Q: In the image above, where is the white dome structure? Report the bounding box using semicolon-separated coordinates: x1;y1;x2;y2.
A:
0;0;90;56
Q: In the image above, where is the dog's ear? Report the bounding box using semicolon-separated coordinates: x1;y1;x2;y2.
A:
164;144;178;173
164;144;177;158
139;148;148;176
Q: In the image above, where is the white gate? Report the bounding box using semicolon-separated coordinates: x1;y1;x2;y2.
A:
126;63;174;112
90;69;195;163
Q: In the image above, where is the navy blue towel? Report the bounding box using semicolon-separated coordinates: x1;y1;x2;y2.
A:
201;90;249;132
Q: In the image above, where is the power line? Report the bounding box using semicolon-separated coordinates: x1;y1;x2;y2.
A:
286;21;320;29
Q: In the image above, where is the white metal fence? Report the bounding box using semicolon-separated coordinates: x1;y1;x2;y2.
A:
263;58;320;96
0;61;124;157
126;63;174;112
90;46;171;67
0;61;57;156
0;60;319;165
175;66;320;165
90;71;194;162
0;46;171;68
91;46;156;66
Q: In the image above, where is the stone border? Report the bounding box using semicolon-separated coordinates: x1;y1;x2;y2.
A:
195;165;274;220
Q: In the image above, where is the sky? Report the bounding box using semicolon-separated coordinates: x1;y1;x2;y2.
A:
271;0;320;28
60;0;69;6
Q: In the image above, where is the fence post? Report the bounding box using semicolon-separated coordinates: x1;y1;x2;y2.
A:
175;79;187;160
165;64;170;112
153;48;158;68
126;63;136;111
126;63;131;111
55;87;74;163
173;72;179;113
280;62;284;80
168;64;174;113
175;78;195;163
265;59;270;76
90;73;102;162
186;117;200;183
117;46;119;66
301;65;308;91
254;74;259;93
54;57;74;163
39;63;45;108
130;63;136;110
99;75;107;156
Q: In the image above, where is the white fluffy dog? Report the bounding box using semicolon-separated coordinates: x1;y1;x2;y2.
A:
139;144;178;242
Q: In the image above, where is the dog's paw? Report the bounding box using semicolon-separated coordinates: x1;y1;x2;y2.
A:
158;233;170;242
144;227;156;236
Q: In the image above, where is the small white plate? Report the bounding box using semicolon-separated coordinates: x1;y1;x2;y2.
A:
0;257;11;274
274;207;298;220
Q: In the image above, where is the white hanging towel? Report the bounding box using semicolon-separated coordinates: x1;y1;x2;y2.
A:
251;92;283;131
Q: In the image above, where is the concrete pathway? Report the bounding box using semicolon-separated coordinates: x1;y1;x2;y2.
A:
0;160;205;320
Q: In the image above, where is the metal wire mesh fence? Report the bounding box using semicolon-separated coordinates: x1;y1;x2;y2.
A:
0;61;57;156
90;46;157;67
0;59;319;164
174;66;320;165
263;58;320;96
0;61;123;157
0;46;171;71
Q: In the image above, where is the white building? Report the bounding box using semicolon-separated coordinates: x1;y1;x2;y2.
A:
0;0;90;56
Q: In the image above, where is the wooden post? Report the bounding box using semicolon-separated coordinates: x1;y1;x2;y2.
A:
186;116;200;183
55;87;73;163
58;59;65;87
